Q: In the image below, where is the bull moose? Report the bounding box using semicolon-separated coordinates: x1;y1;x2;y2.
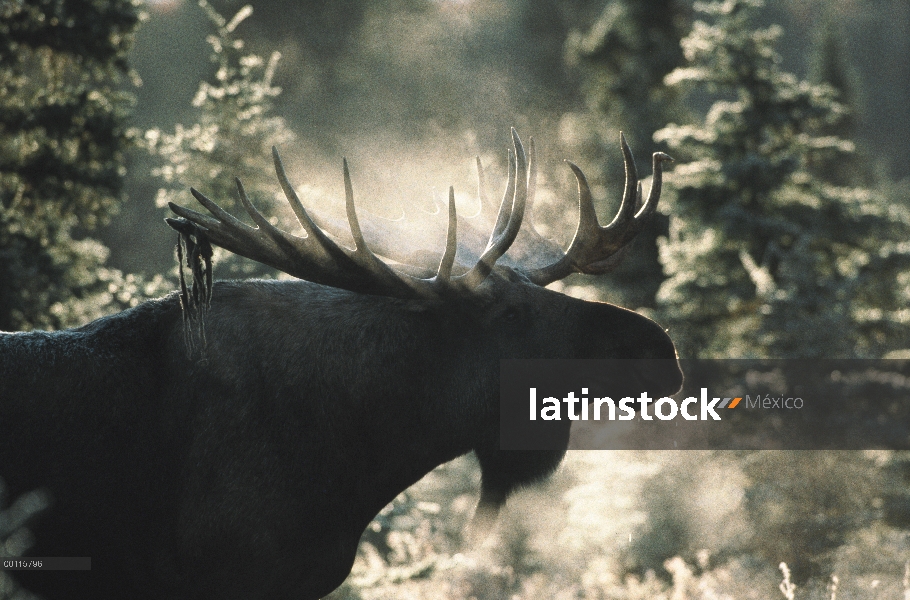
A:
0;130;681;599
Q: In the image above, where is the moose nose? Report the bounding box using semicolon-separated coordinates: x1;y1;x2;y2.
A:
624;317;683;396
647;358;684;397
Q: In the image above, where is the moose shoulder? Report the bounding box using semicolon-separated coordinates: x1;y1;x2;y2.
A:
0;130;681;600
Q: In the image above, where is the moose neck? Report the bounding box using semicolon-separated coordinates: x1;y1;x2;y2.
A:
182;279;574;528
194;280;496;507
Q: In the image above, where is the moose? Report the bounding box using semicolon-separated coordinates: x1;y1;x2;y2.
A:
0;130;681;600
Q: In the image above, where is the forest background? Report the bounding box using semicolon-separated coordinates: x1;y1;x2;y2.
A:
2;0;910;598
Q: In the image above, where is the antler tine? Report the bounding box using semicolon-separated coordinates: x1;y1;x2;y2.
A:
641;151;672;217
188;187;247;231
488;148;516;242
272;147;347;257
343;158;365;251
436;187;458;282
524;135;672;286
234;178;291;244
614;132;639;225
168;200;219;230
571;161;599;240
340;158;414;282
458;128;528;289
343;157;374;259
492;128;529;252
476;136;535;229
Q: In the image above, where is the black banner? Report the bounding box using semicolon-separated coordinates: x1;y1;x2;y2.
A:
500;359;910;450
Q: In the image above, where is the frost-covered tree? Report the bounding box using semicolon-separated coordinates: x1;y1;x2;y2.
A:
651;6;910;588
654;0;910;358
144;0;293;278
0;0;166;331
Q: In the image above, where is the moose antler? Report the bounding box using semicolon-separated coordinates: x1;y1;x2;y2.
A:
168;130;670;297
167;129;529;298
523;134;673;286
312;132;670;285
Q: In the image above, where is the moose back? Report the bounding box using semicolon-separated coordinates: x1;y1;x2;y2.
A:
0;131;681;600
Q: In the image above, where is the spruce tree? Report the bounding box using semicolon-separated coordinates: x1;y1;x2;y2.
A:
565;0;686;163
654;0;910;358
0;0;165;331
654;5;910;580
